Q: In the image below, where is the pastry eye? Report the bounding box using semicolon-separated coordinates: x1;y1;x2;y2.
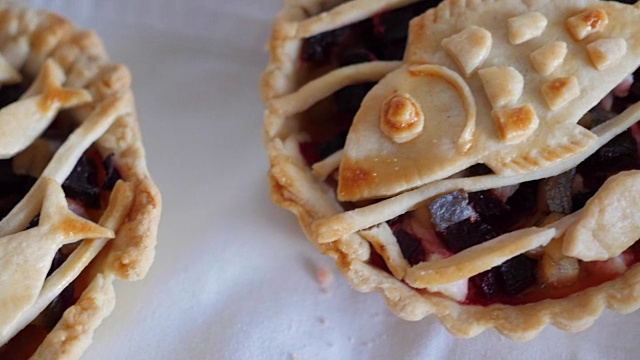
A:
380;93;424;144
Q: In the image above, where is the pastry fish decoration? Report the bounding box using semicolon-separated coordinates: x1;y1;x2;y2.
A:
0;178;114;342
338;0;640;201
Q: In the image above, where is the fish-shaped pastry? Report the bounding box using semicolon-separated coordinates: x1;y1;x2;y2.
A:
338;0;640;201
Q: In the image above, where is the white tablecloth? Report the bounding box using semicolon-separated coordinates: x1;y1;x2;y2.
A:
21;0;640;358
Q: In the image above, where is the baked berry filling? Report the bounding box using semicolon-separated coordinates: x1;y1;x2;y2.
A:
0;82;122;356
296;0;640;306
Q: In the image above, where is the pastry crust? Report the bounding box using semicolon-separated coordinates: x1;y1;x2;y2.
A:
262;0;640;340
0;1;161;357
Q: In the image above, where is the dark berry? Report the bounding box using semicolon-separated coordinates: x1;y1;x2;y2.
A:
0;84;27;108
377;40;407;61
468;190;510;230
62;155;101;209
505;181;538;216
333;83;375;114
468;255;538;304
299;141;321;166
39;282;74;331
437;218;497;253
428;190;475;232
0;160;36;219
393;228;426;265
466;164;493;176
428;190;501;253
578;129;640;191
301;27;347;63
373;1;438;43
470;268;501;302
316;131;348;161
499;255;537;296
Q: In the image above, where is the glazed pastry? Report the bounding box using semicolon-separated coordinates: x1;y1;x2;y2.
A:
0;2;161;358
262;0;640;340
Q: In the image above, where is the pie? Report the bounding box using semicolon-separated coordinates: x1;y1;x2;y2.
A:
261;0;640;340
0;2;161;358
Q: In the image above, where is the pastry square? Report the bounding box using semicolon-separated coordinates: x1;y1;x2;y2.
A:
262;0;640;340
0;1;161;357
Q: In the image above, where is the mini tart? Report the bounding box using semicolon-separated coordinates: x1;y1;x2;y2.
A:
0;2;161;358
262;0;640;341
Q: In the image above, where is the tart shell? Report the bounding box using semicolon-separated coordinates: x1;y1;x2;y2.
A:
0;1;161;357
262;0;640;340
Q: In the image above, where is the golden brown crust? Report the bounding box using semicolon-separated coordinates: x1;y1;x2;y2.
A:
0;1;161;358
263;0;640;341
29;274;116;360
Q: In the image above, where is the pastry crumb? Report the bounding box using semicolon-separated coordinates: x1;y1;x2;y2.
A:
315;265;333;292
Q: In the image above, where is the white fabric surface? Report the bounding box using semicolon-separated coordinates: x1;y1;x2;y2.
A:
19;0;640;359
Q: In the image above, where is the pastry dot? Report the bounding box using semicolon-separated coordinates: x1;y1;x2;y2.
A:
441;26;492;77
492;104;539;144
508;12;548;45
541;76;580;110
478;66;523;108
565;8;608;41
530;41;567;76
587;38;627;70
380;92;424;143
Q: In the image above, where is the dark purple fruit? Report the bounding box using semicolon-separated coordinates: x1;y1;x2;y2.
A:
62;155;101;209
541;169;575;214
373;1;440;43
466;164;493;176
0;160;36;219
428;190;475;232
39;283;74;331
333;82;375;114
499;255;537;296
0;84;26;108
393;227;426;265
377;40;407;61
469;255;538;303
578;128;640;191
470;268;501;301
505;181;538;216
301;27;348;63
429;190;500;253
468;190;510;228
316;131;348;160
437;218;497;253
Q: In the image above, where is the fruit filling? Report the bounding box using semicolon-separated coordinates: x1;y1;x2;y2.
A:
294;0;640;306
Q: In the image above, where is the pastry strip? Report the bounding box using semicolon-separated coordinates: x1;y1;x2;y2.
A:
269;61;402;117
313;100;640;243
295;0;419;37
